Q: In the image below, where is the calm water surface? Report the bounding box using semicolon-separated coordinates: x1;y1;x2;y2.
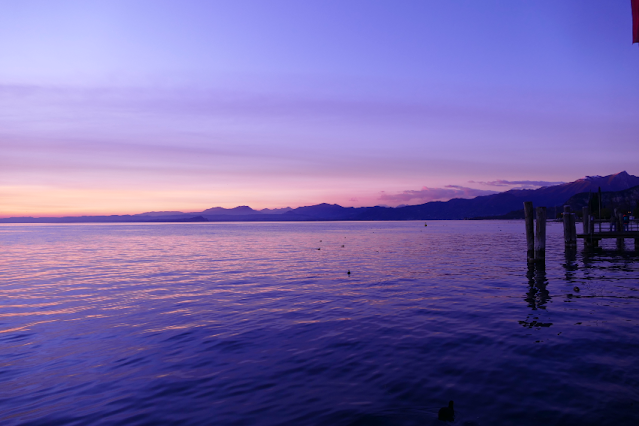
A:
1;221;638;425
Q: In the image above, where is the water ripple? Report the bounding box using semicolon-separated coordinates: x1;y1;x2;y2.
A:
1;221;638;425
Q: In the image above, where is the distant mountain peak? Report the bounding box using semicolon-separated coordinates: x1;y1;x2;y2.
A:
134;210;185;217
583;171;628;181
201;205;258;215
259;207;292;214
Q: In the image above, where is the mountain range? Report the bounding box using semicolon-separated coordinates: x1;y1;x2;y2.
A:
2;172;638;223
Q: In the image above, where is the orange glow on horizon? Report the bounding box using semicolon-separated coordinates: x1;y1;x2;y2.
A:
0;184;390;217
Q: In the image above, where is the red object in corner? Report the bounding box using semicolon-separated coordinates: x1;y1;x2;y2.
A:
633;0;639;43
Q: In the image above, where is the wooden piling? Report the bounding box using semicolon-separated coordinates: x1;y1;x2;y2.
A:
617;212;625;246
582;206;593;248
534;206;547;261
563;205;570;243
524;201;534;262
582;207;590;235
563;206;577;247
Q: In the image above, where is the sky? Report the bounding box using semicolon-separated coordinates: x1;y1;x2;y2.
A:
1;0;638;216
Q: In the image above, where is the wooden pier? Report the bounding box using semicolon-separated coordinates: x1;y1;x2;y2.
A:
578;207;639;249
524;201;547;263
524;202;638;260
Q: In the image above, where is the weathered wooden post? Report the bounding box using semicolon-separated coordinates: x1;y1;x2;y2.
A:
582;206;590;248
617;212;625;248
524;201;535;263
563;205;570;243
582;207;590;235
535;206;547;262
618;212;625;232
598;186;602;221
563;206;577;247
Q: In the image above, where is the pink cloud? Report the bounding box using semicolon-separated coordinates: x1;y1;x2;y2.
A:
378;185;498;205
468;179;565;189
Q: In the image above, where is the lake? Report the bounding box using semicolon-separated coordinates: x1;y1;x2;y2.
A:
1;221;638;425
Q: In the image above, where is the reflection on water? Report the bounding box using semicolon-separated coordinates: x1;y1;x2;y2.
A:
524;263;550;311
1;221;638;426
562;247;578;283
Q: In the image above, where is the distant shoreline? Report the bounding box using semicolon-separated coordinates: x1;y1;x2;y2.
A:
3;173;637;223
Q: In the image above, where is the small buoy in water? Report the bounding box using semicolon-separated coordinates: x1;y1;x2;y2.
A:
317;248;321;250
347;270;351;275
438;400;454;422
573;286;580;292
425;222;428;227
341;245;344;248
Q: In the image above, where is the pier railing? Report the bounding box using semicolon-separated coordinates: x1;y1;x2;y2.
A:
524;202;638;256
587;218;639;233
578;206;639;249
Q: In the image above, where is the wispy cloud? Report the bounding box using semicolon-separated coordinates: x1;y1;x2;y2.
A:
468;179;565;189
378;185;498;205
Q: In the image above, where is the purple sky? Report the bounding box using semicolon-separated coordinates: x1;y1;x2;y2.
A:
1;0;638;216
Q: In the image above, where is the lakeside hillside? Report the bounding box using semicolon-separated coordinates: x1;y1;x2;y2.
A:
345;171;639;220
2;172;638;223
565;185;639;216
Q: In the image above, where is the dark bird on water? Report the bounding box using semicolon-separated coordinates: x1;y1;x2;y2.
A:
438;400;454;422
